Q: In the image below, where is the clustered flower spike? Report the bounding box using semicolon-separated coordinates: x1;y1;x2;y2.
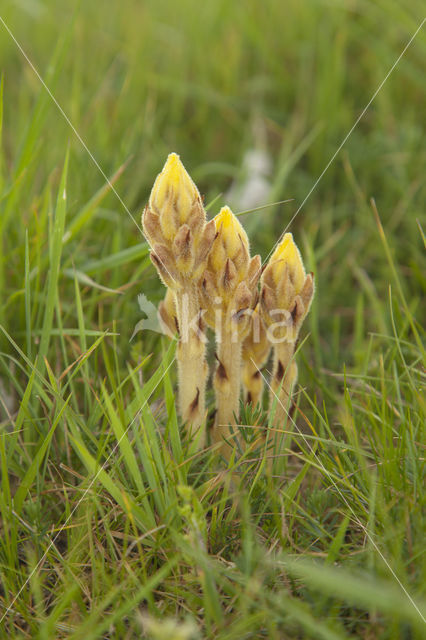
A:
209;206;250;279
259;232;315;428
202;206;261;335
199;206;261;451
141;154;315;457
142;154;215;445
260;232;314;342
143;152;215;287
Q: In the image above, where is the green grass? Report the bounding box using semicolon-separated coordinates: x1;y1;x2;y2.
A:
0;1;425;638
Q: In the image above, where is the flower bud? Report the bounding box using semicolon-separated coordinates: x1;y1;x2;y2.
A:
201;206;260;341
264;233;305;294
209;206;250;279
142;153;215;287
260;233;314;341
149;153;204;241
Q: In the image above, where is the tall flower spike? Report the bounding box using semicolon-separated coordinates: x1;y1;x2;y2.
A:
142;154;215;447
201;206;261;455
260;233;314;427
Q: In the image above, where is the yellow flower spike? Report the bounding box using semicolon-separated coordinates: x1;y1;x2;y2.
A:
203;207;257;332
200;205;260;456
209;206;250;278
261;233;313;338
267;233;306;293
142;154;215;449
149;153;203;239
260;233;315;431
143;153;212;286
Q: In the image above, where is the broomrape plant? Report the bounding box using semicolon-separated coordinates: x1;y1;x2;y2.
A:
260;233;315;426
142;154;314;455
142;153;215;446
201;206;261;453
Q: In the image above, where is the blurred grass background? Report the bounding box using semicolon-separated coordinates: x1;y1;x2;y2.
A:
0;0;425;638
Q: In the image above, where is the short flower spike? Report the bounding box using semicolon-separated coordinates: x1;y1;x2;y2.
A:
143;153;215;285
260;233;315;428
261;232;314;342
149;153;202;240
267;233;306;294
208;206;250;280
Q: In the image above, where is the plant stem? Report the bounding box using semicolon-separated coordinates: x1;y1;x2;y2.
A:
174;284;207;446
213;330;242;451
270;341;298;427
241;310;270;408
242;358;263;407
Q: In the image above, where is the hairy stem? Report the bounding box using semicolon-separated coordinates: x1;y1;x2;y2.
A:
242;359;263;407
174;284;207;447
270;341;298;426
213;331;242;452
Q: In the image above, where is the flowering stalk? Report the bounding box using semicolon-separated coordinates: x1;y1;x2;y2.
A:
241;305;270;407
201;206;261;452
260;233;314;425
142;153;215;446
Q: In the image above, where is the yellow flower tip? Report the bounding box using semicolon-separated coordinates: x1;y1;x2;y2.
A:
215;205;234;231
270;233;306;292
148;153;203;238
214;206;249;255
149;153;199;212
272;232;293;260
162;152;182;187
208;206;249;277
